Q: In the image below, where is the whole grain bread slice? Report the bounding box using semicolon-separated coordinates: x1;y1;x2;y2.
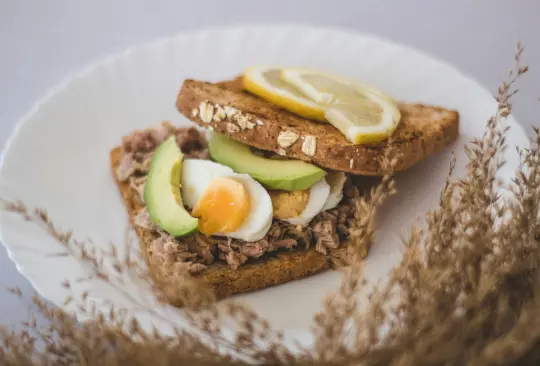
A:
176;77;459;176
110;146;359;300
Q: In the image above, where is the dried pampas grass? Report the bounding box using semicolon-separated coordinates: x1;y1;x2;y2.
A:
1;42;539;365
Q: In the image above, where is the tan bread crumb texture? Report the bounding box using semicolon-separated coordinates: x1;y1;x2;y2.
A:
176;77;460;176
110;147;353;299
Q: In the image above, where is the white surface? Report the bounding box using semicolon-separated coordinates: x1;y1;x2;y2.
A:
0;25;530;345
0;0;538;331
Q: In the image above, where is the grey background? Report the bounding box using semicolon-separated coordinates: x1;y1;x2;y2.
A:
0;0;538;329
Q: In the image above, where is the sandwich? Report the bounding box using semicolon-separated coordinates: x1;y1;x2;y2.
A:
110;67;459;299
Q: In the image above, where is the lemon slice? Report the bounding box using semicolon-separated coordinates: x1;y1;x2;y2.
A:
243;66;327;121
281;69;401;144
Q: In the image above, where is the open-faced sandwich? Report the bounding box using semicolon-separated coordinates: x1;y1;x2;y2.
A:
110;67;459;299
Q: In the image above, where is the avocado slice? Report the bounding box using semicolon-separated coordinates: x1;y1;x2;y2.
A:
143;136;198;237
208;133;326;191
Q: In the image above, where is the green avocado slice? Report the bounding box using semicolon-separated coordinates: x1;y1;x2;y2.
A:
208;133;326;191
143;136;198;237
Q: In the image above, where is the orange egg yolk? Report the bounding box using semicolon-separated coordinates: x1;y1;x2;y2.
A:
191;177;251;236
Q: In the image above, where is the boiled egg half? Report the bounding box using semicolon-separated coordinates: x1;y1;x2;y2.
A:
181;159;273;242
269;171;347;226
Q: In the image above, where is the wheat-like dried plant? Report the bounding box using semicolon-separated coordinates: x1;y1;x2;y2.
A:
0;42;538;365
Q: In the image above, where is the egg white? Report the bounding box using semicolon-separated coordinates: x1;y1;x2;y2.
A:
222;174;274;241
181;159;235;208
322;171;347;211
281;179;330;227
180;159;273;242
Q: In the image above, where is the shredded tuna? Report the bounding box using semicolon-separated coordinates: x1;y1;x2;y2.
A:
195;234;216;264
150;232;193;262
140;155;153;172
121;121;174;154
121;124;365;272
116;153;138;182
117;151;155;182
150;233;173;255
285;223;312;249
119;125;208;181
311;212;340;255
151;121;174;143
217;241;231;254
129;176;146;203
273;238;297;249
225;251;248;270
175;127;208;157
133;209;155;230
337;224;349;238
178;251;198;261
212;220;315;267
165;239;188;256
266;223;283;239
240;242;266;258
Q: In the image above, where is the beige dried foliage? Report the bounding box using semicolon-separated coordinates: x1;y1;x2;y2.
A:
0;42;539;365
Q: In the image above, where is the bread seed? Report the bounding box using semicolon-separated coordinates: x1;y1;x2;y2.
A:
213;105;226;122
191;108;198;117
236;115;251;130
349;159;354;169
226;122;240;133
256;119;264;126
278;148;286;156
302;136;316;156
224;106;239;119
277;131;299;148
199;102;214;124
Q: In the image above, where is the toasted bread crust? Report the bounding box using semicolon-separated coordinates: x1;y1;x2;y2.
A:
110;147;353;299
176;77;459;176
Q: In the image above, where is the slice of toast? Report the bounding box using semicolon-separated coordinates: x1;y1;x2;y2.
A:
176;77;459;176
110;147;358;300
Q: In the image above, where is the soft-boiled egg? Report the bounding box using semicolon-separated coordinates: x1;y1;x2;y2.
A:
322;171;347;211
181;159;273;242
279;179;331;226
269;171;346;227
181;160;235;208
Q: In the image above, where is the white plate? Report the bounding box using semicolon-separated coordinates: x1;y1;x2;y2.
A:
0;25;529;346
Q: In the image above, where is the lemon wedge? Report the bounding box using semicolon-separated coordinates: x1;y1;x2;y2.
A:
281;69;401;144
243;66;327;121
